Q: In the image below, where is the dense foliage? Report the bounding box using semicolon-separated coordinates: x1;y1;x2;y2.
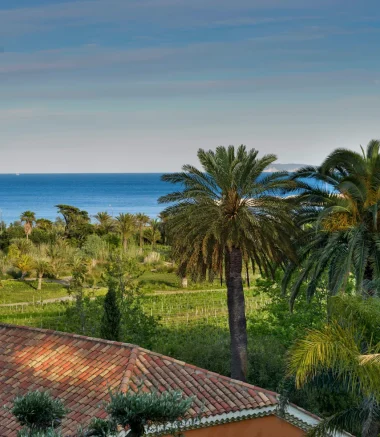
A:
283;140;380;307
11;390;67;434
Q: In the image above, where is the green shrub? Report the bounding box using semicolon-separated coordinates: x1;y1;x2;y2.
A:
106;389;194;436
11;390;67;432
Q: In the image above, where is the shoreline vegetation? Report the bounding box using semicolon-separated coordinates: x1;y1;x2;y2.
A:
1;142;380;435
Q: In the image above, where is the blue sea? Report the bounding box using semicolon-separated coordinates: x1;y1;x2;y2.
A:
0;174;172;224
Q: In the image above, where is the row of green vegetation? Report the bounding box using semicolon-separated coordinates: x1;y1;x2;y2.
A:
9;389;193;437
2;140;380;436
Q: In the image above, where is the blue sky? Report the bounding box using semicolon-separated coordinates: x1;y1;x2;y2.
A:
0;0;379;172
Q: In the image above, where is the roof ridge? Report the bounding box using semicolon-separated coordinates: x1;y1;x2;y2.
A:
0;323;278;398
119;346;140;393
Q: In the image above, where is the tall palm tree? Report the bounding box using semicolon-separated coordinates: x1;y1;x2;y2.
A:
283;140;380;307
135;213;150;248
159;145;296;381
20;211;36;240
115;213;136;252
289;320;380;436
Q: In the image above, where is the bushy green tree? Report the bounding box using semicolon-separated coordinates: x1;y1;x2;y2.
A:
11;390;67;435
55;204;93;243
104;253;158;347
104;390;194;437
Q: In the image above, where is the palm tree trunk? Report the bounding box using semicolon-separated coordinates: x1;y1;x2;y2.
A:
37;273;43;290
225;246;248;381
123;236;127;252
139;226;143;248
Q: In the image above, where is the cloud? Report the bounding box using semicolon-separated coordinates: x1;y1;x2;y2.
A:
0;24;347;77
0;0;334;37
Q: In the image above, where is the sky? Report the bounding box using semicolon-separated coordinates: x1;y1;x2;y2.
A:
0;0;379;173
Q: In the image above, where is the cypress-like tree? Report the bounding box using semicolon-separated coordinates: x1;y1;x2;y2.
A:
100;287;121;341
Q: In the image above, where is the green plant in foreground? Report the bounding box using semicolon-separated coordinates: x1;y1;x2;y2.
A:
103;389;194;437
288;312;380;436
11;390;67;434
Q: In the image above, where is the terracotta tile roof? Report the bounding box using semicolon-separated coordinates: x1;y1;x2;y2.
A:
0;323;278;436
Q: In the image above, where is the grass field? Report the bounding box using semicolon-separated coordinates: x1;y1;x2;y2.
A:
0;280;70;304
0;270;224;305
0;287;266;329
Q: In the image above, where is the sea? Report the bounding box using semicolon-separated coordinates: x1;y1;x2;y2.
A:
0;172;324;224
0;174;172;224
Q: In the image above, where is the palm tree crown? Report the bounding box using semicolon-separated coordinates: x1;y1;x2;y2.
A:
283;139;380;307
116;213;136;251
20;211;36;240
135;213;150;248
159;145;296;380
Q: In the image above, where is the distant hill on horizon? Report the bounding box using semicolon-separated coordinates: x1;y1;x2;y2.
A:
264;163;308;172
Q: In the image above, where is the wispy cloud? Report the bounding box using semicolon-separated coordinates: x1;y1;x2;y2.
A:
0;0;334;37
0;24;355;77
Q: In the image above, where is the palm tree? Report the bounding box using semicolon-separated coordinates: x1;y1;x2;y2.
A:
94;211;115;235
289;319;380;436
283;139;380;307
14;254;33;279
20;211;36;240
46;241;69;279
135;213;150;248
159;145;296;381
115;213;136;252
146;218;161;250
33;258;51;290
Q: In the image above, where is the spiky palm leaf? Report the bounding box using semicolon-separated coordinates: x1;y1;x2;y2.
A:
284;140;380;306
289;318;380;436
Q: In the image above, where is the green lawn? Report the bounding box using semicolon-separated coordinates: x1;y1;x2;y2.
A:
0;271;224;306
0;280;70;304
